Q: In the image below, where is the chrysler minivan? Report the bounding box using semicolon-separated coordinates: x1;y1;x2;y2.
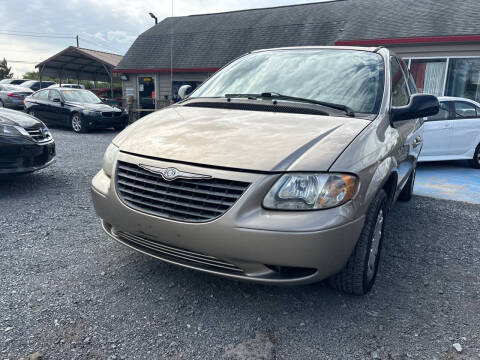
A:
91;47;439;295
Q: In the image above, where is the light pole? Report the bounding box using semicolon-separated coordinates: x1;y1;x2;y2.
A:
149;12;158;25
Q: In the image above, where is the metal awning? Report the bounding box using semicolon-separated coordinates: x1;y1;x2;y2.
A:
35;46;123;83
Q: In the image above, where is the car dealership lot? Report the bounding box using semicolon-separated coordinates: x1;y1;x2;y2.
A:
1;128;479;360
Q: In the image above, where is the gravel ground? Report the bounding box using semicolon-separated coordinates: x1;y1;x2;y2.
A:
1;127;479;360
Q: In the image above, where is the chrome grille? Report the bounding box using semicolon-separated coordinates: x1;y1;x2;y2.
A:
115;161;250;222
25;126;50;142
112;228;243;273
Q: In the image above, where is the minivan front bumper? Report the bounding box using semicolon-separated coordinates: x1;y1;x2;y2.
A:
91;153;365;285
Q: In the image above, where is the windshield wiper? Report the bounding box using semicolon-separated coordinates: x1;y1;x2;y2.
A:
225;92;355;117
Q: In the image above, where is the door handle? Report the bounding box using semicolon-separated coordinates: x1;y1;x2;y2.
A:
413;135;423;148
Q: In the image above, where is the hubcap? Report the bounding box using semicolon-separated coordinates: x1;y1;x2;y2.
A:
367;209;384;282
72;115;82;132
477;150;480;165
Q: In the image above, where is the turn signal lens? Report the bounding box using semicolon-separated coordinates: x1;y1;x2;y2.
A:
102;143;119;177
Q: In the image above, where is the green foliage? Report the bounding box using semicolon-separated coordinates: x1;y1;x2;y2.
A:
0;58;13;79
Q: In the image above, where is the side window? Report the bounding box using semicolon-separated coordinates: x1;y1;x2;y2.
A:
425;101;450;121
36;90;49;101
454;102;478;119
48;90;60;101
390;57;410;107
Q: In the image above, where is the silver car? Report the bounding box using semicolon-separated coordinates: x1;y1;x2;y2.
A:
0;84;33;109
91;46;439;295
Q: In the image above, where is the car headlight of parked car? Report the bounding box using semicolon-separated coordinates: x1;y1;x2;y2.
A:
102;143;119;177
0;124;29;137
82;109;100;116
263;173;358;210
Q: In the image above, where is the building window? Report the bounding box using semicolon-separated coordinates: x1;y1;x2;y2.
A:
410;59;447;96
445;58;480;102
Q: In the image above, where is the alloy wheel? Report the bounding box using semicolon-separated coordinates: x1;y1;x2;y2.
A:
72;114;82;132
477;150;480;167
367;209;384;282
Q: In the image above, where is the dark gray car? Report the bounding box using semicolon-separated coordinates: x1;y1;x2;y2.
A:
0;85;33;109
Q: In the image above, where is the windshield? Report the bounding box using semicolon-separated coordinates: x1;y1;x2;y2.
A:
60;89;102;104
191;49;385;114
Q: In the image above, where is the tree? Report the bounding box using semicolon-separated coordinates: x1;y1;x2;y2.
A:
0;58;13;79
23;71;40;80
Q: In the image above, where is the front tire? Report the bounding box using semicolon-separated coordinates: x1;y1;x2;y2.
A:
329;189;388;295
71;113;88;133
398;167;416;202
471;143;480;169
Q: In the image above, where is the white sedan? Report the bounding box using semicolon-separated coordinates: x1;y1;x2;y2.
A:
419;96;480;168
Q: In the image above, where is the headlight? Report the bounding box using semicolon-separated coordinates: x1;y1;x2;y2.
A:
0;124;24;137
102;143;119;177
263;173;358;210
83;110;100;116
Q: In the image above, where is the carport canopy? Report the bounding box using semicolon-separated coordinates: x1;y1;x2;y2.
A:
35;46;123;95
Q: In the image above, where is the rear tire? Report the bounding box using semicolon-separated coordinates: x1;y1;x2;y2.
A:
471;143;480;169
71;113;88;133
329;189;388;295
398;167;416;202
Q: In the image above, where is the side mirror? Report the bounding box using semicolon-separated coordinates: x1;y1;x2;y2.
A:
178;85;192;100
52;98;61;103
391;94;439;122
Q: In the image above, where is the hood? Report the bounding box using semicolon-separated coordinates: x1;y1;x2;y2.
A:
0;108;42;128
67;102;121;112
114;105;370;172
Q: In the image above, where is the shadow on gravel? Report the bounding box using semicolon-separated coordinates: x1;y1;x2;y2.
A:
0;172;70;198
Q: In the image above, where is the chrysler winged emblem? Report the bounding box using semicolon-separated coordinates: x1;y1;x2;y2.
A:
138;164;212;182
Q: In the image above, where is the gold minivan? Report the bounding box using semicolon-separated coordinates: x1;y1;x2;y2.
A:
91;47;438;295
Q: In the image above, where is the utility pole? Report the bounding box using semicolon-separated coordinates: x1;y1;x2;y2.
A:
76;35;79;47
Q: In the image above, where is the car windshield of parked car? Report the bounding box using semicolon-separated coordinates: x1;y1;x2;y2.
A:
190;49;385;114
60;90;102;104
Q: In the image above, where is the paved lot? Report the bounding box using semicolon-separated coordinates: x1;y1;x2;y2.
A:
415;162;480;204
1;127;480;360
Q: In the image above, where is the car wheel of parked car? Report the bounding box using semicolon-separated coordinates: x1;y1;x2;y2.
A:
471;143;480;169
398;167;416;202
0;100;4;108
329;189;387;295
71;113;88;133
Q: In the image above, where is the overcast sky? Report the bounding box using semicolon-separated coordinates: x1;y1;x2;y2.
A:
0;0;327;77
